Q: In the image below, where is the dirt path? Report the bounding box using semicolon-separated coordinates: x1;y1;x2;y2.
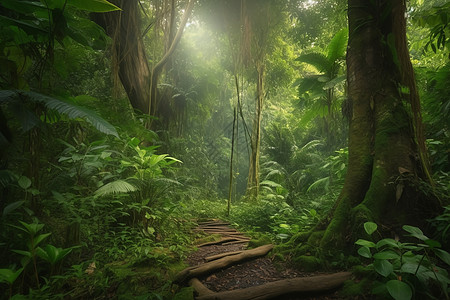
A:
177;219;355;300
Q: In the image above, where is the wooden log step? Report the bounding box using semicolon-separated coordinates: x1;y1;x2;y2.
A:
192;272;352;300
189;278;214;297
197;227;238;231
222;240;250;246
204;250;244;262
174;244;274;283
197;221;230;226
197;237;247;247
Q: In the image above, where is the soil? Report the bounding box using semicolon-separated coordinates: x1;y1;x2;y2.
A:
183;220;368;300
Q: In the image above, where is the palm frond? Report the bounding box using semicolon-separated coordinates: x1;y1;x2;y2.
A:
0;90;119;137
260;180;282;188
307;176;330;193
296;52;331;73
296;75;325;97
94;180;138;197
326;28;348;63
323;75;346;90
0;169;18;188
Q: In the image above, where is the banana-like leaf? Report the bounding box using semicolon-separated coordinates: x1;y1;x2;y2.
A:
323;75;346;90
327;28;348;63
95;180;138;197
0;90;118;137
68;0;121;12
296;52;331;72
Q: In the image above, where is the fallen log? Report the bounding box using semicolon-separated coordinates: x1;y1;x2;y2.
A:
197;220;229;226
197;237;245;247
204;250;244;262
174;244;273;283
189;278;214;297
194;272;352;300
222;240;250;246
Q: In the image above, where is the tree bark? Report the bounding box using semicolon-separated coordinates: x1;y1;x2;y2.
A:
246;63;264;199
93;0;150;113
301;0;441;254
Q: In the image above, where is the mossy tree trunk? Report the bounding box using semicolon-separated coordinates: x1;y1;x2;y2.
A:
93;0;151;114
246;63;264;199
307;0;440;254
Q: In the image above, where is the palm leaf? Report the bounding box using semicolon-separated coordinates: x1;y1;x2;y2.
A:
260;180;282;188
323;75;346;90
326;28;348;63
94;180;138;197
296;52;331;73
0;90;118;137
307;176;330;193
296;75;325;97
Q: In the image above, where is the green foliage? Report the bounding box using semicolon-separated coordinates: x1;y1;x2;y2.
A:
0;90;119;137
355;222;450;300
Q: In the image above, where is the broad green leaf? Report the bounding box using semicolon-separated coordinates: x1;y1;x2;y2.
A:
364;222;377;235
18;221;44;235
357;246;372;258
401;262;430;281
376;238;400;249
434;248;450;266
423;239;441;248
296;52;331;72
37;244;73;265
323;75;346;90
402;225;428;241
373;250;400;260
68;0;121;12
33;233;52;247
326;28;348;63
374;259;393;277
3;201;25;217
355;239;376;248
18;176;31;190
0;268;23;284
386;280;412;300
11;249;31;258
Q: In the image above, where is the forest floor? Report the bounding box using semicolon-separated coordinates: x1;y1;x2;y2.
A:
180;219;367;300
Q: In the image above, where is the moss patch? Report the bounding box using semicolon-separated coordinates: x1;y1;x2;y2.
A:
293;255;321;271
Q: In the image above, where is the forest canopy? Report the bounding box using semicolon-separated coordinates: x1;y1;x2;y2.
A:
0;0;449;299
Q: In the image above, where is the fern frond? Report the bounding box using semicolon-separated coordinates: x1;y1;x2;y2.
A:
1;90;118;137
260;180;282;188
296;52;331;72
306;176;330;193
94;180;138;197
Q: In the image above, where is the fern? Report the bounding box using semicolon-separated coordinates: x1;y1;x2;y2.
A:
296;52;331;72
307;176;330;193
0;90;119;138
94;180;138;197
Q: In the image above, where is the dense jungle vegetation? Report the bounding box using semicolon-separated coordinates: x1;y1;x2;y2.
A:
0;0;449;299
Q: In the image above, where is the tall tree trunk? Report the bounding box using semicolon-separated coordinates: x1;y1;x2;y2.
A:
300;0;440;255
246;63;264;199
93;0;150;114
149;0;194;117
